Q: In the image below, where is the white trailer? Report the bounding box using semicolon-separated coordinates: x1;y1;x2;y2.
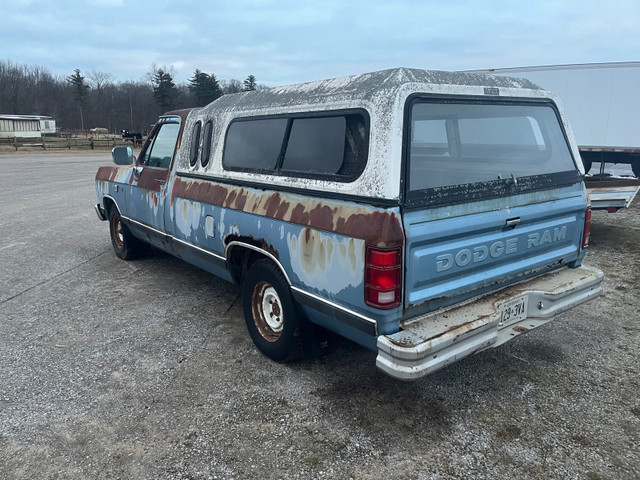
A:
0;114;56;138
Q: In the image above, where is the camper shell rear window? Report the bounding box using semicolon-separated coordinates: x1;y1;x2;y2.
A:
222;110;369;182
405;96;582;208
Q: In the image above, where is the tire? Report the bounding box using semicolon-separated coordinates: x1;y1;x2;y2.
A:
109;208;142;260
632;162;640;178
242;259;302;362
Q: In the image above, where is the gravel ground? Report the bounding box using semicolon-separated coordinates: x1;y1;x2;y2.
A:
1;152;639;480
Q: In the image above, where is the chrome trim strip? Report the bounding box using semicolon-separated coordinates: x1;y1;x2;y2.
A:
102;194;121;216
291;287;377;325
172;236;227;263
224;241;292;285
123;216;227;265
291;286;378;336
122;216;168;239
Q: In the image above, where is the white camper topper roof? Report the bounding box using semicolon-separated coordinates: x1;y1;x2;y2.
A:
178;67;568;200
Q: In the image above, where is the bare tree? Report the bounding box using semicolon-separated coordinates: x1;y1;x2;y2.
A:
88;70;113;129
0;61;29;114
88;70;112;90
221;79;243;94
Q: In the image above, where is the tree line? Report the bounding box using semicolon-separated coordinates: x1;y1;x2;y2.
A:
0;60;262;134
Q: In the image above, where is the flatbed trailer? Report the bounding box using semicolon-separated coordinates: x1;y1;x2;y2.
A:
468;62;640;212
586;176;640;212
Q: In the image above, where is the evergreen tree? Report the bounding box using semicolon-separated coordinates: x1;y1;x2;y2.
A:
66;68;89;129
188;69;222;106
243;74;257;91
0;60;270;131
152;69;178;112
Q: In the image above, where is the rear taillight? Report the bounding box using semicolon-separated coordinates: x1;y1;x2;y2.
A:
582;207;591;249
365;246;402;309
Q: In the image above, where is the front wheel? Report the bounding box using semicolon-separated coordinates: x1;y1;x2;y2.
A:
109;208;142;260
242;260;301;361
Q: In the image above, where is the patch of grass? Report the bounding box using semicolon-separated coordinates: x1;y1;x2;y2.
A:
496;424;522;442
305;455;320;468
571;434;591;447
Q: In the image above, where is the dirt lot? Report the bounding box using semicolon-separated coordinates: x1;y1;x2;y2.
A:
1;153;639;479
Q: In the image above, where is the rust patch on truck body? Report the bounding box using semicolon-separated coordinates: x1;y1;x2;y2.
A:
96;165;131;184
95;165;168;191
172;176;404;246
136;166;169;192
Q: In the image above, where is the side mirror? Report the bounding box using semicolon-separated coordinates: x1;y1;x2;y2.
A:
112;146;134;165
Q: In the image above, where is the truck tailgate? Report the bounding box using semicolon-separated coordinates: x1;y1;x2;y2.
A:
403;187;587;314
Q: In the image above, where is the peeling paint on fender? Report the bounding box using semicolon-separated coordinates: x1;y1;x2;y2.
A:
174;197;202;238
287;228;365;295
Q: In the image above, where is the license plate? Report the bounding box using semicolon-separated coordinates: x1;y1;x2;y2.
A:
498;295;528;326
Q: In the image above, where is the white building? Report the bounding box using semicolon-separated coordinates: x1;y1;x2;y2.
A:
0;114;56;138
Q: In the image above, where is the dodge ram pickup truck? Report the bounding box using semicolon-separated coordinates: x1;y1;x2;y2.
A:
95;67;603;380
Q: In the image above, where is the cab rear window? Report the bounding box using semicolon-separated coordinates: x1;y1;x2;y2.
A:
406;99;581;206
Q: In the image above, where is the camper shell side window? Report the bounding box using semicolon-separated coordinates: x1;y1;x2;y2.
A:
222;110;369;182
189;121;202;167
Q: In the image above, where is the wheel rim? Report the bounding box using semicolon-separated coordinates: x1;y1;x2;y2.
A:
251;281;284;342
111;216;124;249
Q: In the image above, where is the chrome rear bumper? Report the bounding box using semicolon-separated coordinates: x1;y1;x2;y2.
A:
376;265;604;381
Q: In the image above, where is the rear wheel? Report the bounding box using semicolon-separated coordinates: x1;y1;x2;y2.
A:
109;208;142;260
242;259;301;361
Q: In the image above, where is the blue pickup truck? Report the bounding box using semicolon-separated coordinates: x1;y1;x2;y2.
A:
95;67;603;380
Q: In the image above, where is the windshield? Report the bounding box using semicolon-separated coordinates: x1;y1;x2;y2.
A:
408;100;577;193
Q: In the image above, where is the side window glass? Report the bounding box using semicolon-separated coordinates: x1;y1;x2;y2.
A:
223;118;287;170
201;121;213;167
222;112;368;181
282;114;367;178
281;117;345;174
340;114;368;177
141;123;180;168
189;121;202;167
138;127;157;166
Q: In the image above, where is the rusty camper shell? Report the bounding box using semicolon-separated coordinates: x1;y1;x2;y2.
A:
96;68;603;380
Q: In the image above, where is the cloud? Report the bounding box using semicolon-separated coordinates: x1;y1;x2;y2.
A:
1;0;638;86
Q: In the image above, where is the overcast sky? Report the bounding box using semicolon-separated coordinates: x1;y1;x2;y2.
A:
1;0;639;87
